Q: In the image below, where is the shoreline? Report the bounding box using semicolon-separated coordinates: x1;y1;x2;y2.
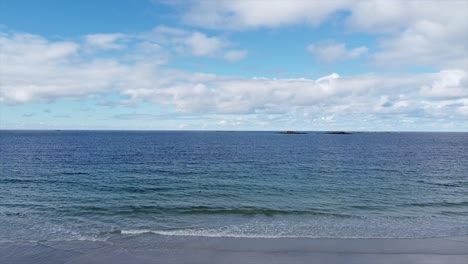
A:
1;234;467;264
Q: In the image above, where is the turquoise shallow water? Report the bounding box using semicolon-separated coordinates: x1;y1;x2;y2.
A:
0;131;467;241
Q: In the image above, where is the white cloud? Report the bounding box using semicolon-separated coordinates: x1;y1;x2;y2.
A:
143;25;244;60
1;31;467;130
348;1;468;68
152;25;187;36
178;0;466;34
420;70;468;100
81;26;245;61
0;32;130;103
306;41;368;63
182;32;225;56
346;0;467;33
1;33;79;65
85;33;125;50
216;118;243;127
371;21;467;68
224;49;248;62
180;0;351;30
172;0;467;69
129;41;169;64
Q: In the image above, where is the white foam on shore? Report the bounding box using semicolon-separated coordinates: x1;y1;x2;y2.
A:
119;229;314;238
118;229;436;239
118;216;468;239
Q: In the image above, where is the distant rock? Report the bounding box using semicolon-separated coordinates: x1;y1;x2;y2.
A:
278;131;307;134
325;131;352;135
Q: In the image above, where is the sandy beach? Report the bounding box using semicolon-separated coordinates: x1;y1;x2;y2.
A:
1;234;467;264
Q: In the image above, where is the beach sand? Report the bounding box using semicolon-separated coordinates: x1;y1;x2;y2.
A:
1;234;467;264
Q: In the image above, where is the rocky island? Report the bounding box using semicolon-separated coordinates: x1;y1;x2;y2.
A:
325;131;352;134
278;131;307;134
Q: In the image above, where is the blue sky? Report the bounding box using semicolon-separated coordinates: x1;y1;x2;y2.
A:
1;0;467;131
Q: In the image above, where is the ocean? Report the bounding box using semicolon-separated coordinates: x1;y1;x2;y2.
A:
0;130;467;242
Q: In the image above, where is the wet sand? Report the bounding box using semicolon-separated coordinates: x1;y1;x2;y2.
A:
1;234;467;264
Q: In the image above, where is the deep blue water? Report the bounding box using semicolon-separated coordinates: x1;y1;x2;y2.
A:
0;130;467;241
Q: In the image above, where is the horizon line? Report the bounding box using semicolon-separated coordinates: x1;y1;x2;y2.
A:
1;129;467;133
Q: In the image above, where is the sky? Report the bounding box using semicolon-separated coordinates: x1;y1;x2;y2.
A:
0;0;467;131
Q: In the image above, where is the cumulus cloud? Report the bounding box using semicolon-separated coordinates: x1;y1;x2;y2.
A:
143;25;245;60
171;0;467;69
0;32;130;103
1;31;467;130
306;41;368;63
113;113;206;121
183;32;225;56
85;33;126;50
0;27;246;104
179;0;351;29
177;0;466;34
223;49;248;62
348;1;467;68
420;70;468;100
152;25;187;36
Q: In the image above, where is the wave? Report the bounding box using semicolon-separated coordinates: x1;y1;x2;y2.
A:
0;211;27;217
0;178;41;184
67;205;355;218
178;206;354;217
415;180;468;187
440;211;468;216
404;201;468;208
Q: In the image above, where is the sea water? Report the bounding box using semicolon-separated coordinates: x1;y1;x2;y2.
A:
0;131;467;241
